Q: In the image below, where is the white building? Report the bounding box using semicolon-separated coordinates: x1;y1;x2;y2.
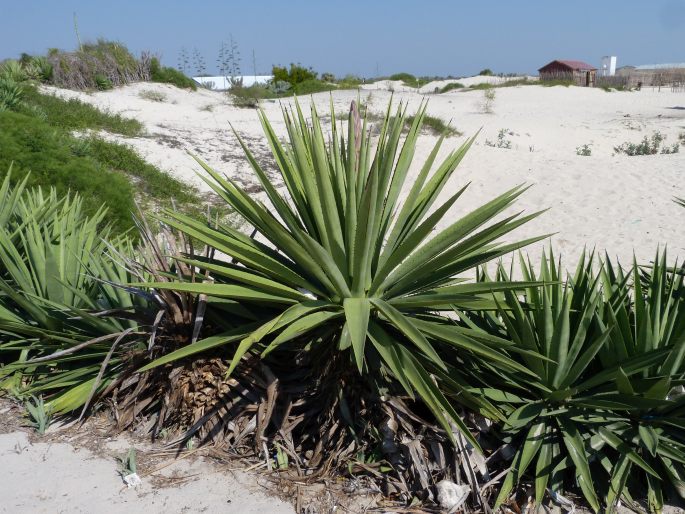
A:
600;56;617;77
192;75;274;90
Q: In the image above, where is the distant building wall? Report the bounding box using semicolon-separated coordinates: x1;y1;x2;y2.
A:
192;75;274;90
616;67;685;88
600;56;617;76
538;61;597;86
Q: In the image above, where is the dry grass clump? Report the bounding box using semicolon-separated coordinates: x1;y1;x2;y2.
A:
139;89;167;102
46;40;151;90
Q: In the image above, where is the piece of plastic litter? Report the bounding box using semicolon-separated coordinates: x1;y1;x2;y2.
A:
123;473;142;488
436;480;470;513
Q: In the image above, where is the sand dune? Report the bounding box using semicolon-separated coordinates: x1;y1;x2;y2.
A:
43;80;685;268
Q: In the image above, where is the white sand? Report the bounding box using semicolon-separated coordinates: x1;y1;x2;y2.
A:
42;79;685;267
0;429;294;513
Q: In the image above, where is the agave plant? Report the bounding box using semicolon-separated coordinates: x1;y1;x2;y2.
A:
595;251;685;512
464;250;672;512
0;174;148;413
140;99;546;455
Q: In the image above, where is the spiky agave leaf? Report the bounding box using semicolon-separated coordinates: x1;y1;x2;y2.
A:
595;250;685;511
465;249;683;512
139;98;547;448
0;174;150;413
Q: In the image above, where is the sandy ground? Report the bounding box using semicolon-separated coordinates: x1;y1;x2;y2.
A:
6;78;685;512
44;77;685;269
0;403;294;514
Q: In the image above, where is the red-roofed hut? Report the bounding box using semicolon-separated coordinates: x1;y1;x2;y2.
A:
538;60;597;86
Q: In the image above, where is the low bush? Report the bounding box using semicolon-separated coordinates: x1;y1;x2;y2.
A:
485;128;512;148
405;113;460;136
540;78;574;87
479;68;494;76
614;131;680;156
0;110;136;233
576;143;592;156
20;85;143;136
0;77;23;111
150;57;196;90
138;89;167;102
439;82;465;93
291;78;337;95
481;88;496;113
46;39;150;90
84;137;198;209
388;72;416;82
272;63;317;85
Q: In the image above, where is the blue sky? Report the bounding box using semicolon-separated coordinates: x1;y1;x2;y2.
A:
2;0;684;77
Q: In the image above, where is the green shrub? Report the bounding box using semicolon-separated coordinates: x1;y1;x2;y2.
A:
291;78;337;95
272;63;317;85
479;68;494;76
20;85;143;136
576;143;592;156
0;111;136;233
485;128;512;148
0;77;23;111
337;74;362;88
94;73;113;90
388;72;416;82
46;39;149;90
0;60;28;82
150;57;197;90
439;82;465;93
404;113;460;136
138;89;167;102
85;137;198;208
30;56;54;82
614;131;679;156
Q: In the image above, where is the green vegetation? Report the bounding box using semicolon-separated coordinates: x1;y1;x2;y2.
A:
150;56;197;90
272;63;317;85
0;111;137;232
138;89;167;102
19;85;143;136
478;68;494;76
614;131;680;156
229;65;359;107
1;96;684;513
468;250;685;512
6;40;196;92
388;72;432;88
138;100;545;456
0;67;205;232
481;88;496;113
439;82;465;93
405;113;460;136
24;396;52;435
485;128;513;148
576;143;592;156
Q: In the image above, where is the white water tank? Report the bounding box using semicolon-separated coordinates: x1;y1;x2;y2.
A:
600;56;617;76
